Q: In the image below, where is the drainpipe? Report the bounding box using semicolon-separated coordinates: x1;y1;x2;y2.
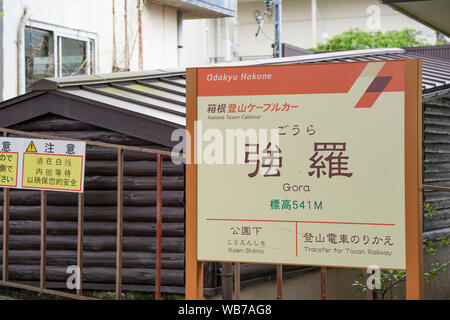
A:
17;5;31;95
215;18;221;63
124;0;129;71
273;0;282;58
232;17;238;61
177;11;183;67
311;0;317;48
137;0;143;70
112;0;119;72
224;18;231;62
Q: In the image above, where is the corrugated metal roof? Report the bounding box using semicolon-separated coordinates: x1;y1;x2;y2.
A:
29;48;450;127
31;69;187;127
405;45;450;62
58;87;186;126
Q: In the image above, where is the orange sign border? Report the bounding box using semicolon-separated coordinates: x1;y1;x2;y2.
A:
185;59;423;300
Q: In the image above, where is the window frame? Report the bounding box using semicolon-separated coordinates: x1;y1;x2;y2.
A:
24;27;55;91
57;36;93;77
25;20;98;83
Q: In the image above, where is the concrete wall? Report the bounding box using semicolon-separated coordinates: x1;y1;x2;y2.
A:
183;0;441;65
237;0;438;57
0;0;179;101
141;2;178;70
184;18;212;67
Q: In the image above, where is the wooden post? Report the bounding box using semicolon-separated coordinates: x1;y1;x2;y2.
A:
185;67;203;300
276;264;283;300
155;154;163;300
405;59;424;300
320;266;327;300
2;132;8;282
40;190;47;289
115;149;124;300
234;262;240;300
2;188;9;282
77;192;84;296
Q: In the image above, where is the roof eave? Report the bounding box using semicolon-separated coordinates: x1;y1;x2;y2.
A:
379;0;450;37
423;86;450;101
31;69;186;90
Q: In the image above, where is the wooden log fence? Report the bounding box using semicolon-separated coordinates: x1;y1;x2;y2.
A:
0;127;184;300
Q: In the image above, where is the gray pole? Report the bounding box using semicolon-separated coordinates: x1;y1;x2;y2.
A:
221;262;233;300
215;19;221;63
177;11;184;67
274;0;282;58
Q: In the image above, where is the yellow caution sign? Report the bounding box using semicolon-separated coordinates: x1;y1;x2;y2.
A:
0;152;19;187
26;141;38;153
0;137;85;192
22;153;84;191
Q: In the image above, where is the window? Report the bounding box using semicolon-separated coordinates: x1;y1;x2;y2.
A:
59;37;87;76
25;28;55;91
25;24;96;92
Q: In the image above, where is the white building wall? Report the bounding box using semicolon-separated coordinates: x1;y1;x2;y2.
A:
237;0;437;57
183;18;212;67
183;0;440;65
1;0;439;100
142;2;178;70
0;0;179;101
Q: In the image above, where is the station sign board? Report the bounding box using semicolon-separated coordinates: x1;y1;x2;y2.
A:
187;60;422;271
